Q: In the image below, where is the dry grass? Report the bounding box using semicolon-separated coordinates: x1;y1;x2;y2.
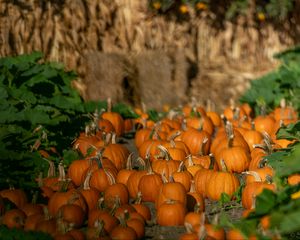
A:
0;0;297;108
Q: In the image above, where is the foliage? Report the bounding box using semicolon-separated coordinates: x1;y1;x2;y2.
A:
148;0;296;22
240;45;300;115
0;225;52;240
0;52;138;191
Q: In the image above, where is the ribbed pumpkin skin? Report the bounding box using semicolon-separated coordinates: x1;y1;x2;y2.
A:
156;201;186;226
215;146;250;173
194;168;215;197
138;173;163;202
206;172;240;201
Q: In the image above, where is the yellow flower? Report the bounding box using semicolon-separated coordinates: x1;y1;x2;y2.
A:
257;12;266;21
153;2;161;10
196;2;207;10
291;190;300;199
179;5;188;14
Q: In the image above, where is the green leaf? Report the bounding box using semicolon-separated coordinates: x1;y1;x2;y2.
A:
255;189;277;215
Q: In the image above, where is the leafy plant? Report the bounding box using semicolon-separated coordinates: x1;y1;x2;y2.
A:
0;53;88;190
240;45;300;116
0;225;52;240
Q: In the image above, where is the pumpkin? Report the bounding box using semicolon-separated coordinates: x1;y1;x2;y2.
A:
138;165;163;202
103;171;129;209
102;133;130;170
206;160;240;201
35;218;57;237
184;204;205;231
134;127;153;149
155;175;187;209
56;203;85;228
127;167;147;199
20;203;44;217
254;114;276;136
215;135;250;173
194;154;217;197
24;213;44;231
241;171;276;209
245;167;273;184
151;145;181;179
131;192;152;222
181;128;211;156
79;170;101;211
48;189;87;217
0;188;28;209
287;173;300;185
187;181;205;212
116;153;137;186
101;98;125;137
126;218;145;239
67;158;91;187
110;225;137;240
172;162;193;192
179;223;198;240
88;201;119;232
2;209;26;229
156;199;186;226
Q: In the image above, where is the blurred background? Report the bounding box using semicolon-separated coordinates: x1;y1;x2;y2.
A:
1;0;299;110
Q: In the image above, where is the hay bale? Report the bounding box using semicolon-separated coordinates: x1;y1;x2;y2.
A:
134;50;188;110
84;52;128;103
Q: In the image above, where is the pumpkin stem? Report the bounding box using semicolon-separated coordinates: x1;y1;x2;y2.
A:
136;157;146;170
189;180;196;193
43;206;51;220
197;214;207;240
177;161;185;172
157;145;172;161
161;171;168;184
198;137;208;156
111;132;117;144
242;171;262;182
96;197;105;210
43;158;56;178
227;134;234;148
167;130;181;142
208;153;215;170
135;191;143;204
126;153;134;170
110;197;121;216
280;98;286;109
104;169;116;185
184;222;194;234
219;159;228;172
58;162;66;181
181;119;188;131
185;154;193;166
107;97;112;112
141;102;147;114
220;114;228;128
83;170;93;190
225;121;234;140
94;219;106;237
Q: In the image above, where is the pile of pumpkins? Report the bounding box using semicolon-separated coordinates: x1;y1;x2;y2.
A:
1;99;300;240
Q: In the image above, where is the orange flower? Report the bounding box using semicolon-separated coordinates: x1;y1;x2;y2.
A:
179;4;188;14
257;12;266;21
153;2;161;10
196;2;207;10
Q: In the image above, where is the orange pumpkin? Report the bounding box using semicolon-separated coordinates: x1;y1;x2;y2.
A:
156;200;186;226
